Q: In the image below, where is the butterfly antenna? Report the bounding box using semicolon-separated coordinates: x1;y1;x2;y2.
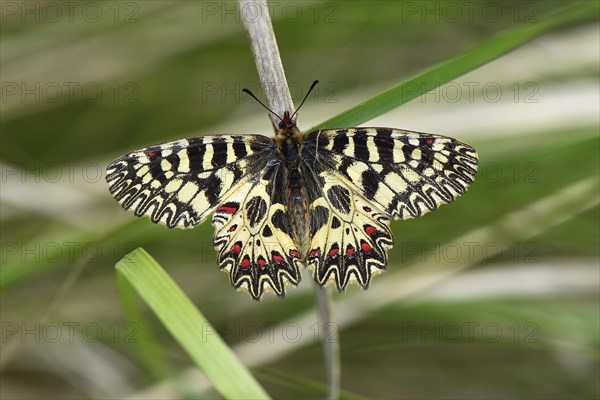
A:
291;80;319;120
242;88;283;122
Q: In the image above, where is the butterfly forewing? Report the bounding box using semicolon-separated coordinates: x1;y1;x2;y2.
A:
106;135;273;228
301;128;478;291
304;128;478;219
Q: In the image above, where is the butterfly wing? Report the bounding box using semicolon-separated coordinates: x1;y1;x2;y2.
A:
304;177;394;289
107;134;301;299
301;128;478;290
212;163;302;299
106;135;273;228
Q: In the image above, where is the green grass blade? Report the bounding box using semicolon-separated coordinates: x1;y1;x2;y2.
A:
310;1;598;131
115;248;270;400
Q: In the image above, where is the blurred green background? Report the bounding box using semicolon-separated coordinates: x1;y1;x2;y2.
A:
1;0;598;398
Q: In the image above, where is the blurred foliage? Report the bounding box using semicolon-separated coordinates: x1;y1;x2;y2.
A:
1;1;598;399
116;249;270;399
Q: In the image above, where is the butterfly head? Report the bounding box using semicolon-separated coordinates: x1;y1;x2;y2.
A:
242;80;319;142
278;111;298;134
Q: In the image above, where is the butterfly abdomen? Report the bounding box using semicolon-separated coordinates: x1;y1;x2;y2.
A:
280;137;310;256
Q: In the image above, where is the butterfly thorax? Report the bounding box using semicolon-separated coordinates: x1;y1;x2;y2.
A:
274;111;303;147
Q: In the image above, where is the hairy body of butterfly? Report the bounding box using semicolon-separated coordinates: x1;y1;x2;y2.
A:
106;111;478;300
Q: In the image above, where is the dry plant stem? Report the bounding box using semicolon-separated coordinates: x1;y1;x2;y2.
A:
313;284;341;400
239;0;294;128
238;1;340;399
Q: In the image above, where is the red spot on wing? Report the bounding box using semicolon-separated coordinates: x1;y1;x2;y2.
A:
424;139;434;145
228;224;237;232
361;241;373;252
146;150;158;158
218;206;238;214
232;243;241;254
272;254;284;263
328;247;339;257
346;246;355;257
365;225;376;236
289;250;300;258
363;206;372;213
240;257;251;268
257;257;267;267
309;248;321;258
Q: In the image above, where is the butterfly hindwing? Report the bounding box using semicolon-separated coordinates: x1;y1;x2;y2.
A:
212;163;301;299
306;178;393;290
301;128;478;290
106;135;273;228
